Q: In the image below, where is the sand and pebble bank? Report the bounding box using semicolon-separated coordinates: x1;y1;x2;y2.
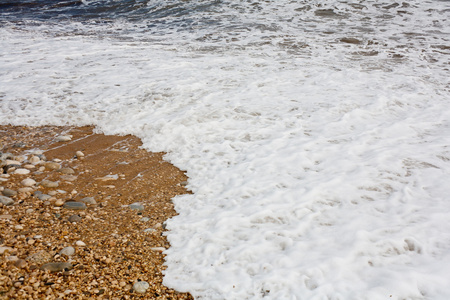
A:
0;125;193;299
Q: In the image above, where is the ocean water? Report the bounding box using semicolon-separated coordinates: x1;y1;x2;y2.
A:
1;1;450;299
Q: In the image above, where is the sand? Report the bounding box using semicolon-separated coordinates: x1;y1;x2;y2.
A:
0;125;193;299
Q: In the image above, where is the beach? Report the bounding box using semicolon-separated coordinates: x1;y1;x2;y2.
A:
0;125;193;299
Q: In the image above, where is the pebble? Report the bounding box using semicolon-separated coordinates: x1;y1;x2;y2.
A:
75;240;86;247
40;180;59;188
37;193;52;201
23;164;35;169
59;167;75;174
68;215;82;222
60;175;77;181
55;135;72;142
13;168;30;175
76;151;84;158
18;187;34;193
60;246;75;256
2;188;17;197
54;199;64;207
0;246;14;255
80;197;96;205
27;250;52;264
14;259;27;268
14;225;24;230
48;191;57;196
21;178;36;187
133;281;150;294
143;228;156;233
63;201;87;210
5;159;21;166
43;162;61;170
0;195;14;206
0;214;13;220
41;262;73;272
25;209;34;214
140;217;150;222
129;202;144;211
29;156;40;164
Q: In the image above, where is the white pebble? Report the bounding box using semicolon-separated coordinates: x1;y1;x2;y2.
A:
29;156;40;164
21;178;36;187
75;240;86;247
5;159;21;165
76;151;85;157
133;281;150;294
14;168;30;175
55;135;72;142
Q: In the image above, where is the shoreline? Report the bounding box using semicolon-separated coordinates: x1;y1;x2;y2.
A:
0;125;193;299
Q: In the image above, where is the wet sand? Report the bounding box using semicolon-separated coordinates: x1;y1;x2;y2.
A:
0;125;193;299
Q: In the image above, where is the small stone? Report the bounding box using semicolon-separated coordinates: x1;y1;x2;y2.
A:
15;224;24;230
21;178;36;187
14;168;30;175
41;262;73;272
25;208;34;214
55;135;72;142
48;191;57;196
2;188;17;197
37;193;52;201
0;195;14;206
5;159;21;166
23;164;35;169
133;281;150;294
0;246;14;255
63;201;87;210
43;162;61;170
40;180;59;188
75;151;84;158
68;215;82;222
60;175;77;181
54;199;64;207
140;217;150;222
129;202;144;211
60;246;75;256
75;240;86;247
18;187;34;193
80;197;96;205
143;228;156;233
27;250;52;264
7;255;19;262
27;239;36;245
13;155;26;162
59;168;75;175
29;156;40;164
0;214;13;220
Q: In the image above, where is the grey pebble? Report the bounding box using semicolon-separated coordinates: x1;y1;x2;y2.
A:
129;202;144;211
140;217;150;222
40;180;59;188
60;246;75;256
59;168;75;175
63;201;86;210
133;281;150;294
0;195;14;206
2;188;17;197
41;262;73;272
37;194;52;201
80;197;96;205
68;215;82;222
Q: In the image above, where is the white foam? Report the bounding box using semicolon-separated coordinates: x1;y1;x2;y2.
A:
1;1;450;299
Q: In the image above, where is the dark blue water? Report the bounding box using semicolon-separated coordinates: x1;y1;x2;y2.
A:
0;0;221;23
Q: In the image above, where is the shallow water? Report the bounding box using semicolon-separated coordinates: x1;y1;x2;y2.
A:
1;1;450;299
